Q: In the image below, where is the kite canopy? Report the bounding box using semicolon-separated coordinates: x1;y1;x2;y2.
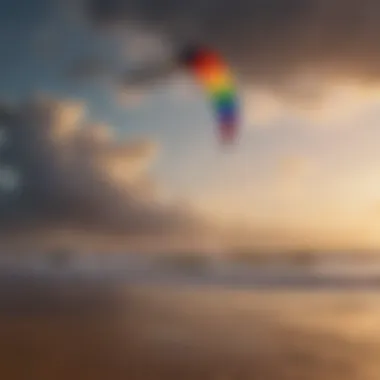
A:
179;45;239;144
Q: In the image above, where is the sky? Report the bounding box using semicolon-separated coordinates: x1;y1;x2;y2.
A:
1;0;380;251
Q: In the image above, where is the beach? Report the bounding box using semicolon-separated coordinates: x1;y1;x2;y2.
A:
1;277;380;380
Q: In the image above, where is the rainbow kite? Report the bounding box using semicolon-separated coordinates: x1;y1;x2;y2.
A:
179;45;239;143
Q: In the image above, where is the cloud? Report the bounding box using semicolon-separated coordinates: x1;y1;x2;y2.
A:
269;155;316;216
82;0;380;97
241;90;285;129
73;0;380;127
116;87;149;108
0;96;208;242
277;156;312;182
122;28;173;65
67;57;112;82
243;83;380;131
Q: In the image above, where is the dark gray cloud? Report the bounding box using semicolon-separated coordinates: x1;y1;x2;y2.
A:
83;0;380;94
0;96;207;239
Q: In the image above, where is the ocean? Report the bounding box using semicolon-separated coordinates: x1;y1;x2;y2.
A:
1;254;380;379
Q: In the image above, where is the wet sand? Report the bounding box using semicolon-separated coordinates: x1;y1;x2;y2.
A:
0;279;380;380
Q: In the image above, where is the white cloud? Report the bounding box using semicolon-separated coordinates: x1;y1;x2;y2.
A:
0;96;206;241
243;82;380;131
241;89;285;129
